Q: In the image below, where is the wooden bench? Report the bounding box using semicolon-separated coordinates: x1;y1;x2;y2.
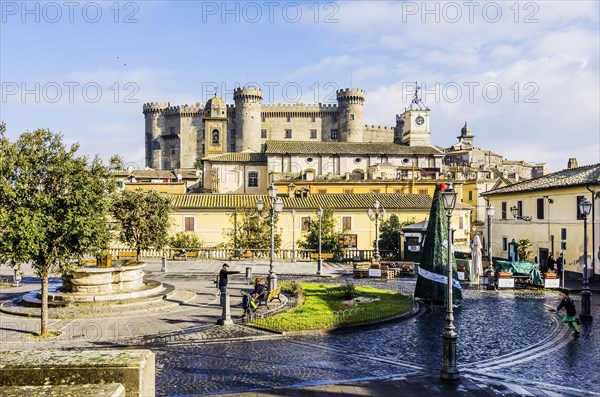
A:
310;253;334;260
117;251;137;260
172;251;198;261
257;286;282;308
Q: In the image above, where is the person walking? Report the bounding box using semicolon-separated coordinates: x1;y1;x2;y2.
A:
554;289;580;336
217;263;240;307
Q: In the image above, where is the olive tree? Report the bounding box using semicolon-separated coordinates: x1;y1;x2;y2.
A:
0;129;114;336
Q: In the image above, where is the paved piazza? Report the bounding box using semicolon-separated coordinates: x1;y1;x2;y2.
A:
1;261;599;396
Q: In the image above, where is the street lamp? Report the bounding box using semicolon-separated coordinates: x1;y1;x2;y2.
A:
291;209;296;263
510;205;532;221
441;183;459;381
486;204;496;290
317;207;323;275
256;183;284;290
579;198;593;321
367;200;386;261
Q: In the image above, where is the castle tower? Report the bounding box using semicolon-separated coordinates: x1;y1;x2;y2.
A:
203;94;228;156
401;84;432;146
234;87;263;152
143;102;170;168
336;88;365;142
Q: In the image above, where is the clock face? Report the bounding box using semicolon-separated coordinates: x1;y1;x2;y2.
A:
415;115;425;126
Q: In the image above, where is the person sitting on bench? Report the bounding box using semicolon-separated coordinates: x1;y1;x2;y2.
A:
252;277;268;300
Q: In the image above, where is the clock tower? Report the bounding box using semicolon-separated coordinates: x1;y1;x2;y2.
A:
400;84;432;146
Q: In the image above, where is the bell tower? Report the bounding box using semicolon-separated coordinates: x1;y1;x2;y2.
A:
400;83;432;146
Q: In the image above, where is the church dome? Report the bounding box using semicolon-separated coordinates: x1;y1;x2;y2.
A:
461;122;472;136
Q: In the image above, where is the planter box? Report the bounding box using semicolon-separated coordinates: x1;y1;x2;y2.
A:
544;278;560;289
498;278;515;289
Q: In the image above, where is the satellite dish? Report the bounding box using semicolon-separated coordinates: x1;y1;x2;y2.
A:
177;174;182;181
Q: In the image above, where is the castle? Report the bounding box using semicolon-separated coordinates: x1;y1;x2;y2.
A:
143;87;432;170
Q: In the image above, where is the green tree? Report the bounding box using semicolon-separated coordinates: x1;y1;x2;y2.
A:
378;214;402;257
108;154;124;170
0;121;6;136
0;129;114;336
378;215;416;258
298;208;339;253
111;189;173;259
517;238;534;262
223;207;281;250
169;232;204;251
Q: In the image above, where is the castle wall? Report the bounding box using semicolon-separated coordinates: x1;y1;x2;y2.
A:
363;125;395;143
260;104;339;143
337;89;365;142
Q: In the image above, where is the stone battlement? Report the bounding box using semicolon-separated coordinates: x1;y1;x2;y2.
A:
336;88;366;95
233;86;263;100
143;102;171;113
336;88;365;105
163;104;203;117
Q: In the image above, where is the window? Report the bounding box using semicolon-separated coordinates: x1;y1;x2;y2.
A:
502;237;508;251
350;113;355;120
344;189;354;194
230;129;236;138
306;157;313;163
371;189;380;194
577;195;586;220
537;198;544;220
301;216;311;231
286;116;291;122
212;129;220;144
342;216;352;230
330;129;338;140
459;217;464;230
318;189;327;194
184;217;195;232
354;157;362;163
310;129;317;139
468;191;473;201
248;172;258;187
501;202;507;220
517;200;523;218
169;127;175;134
285;129;292;139
261;116;266;122
261;129;267;139
418;189;427;195
311;116;316;122
230;144;236;152
394;188;403;194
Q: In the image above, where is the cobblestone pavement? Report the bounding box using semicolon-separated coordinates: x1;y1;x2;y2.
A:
1;261;599;396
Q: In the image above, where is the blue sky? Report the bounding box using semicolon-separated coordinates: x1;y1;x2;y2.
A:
1;1;599;172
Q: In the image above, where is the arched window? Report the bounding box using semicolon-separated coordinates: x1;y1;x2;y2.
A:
212;129;220;145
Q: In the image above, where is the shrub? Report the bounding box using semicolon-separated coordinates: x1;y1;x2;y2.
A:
169;232;204;251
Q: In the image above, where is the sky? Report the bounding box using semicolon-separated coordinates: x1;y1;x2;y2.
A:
1;0;599;173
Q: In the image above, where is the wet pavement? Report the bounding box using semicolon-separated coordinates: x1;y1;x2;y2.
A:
1;260;599;396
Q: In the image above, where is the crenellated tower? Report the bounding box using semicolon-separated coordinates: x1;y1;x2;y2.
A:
234;87;263;152
143;102;170;168
336;88;365;142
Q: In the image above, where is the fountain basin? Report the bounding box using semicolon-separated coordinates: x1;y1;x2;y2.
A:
62;263;145;294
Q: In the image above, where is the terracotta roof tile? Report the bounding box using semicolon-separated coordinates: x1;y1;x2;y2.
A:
171;193;471;211
203;153;267;162
264;141;444;155
483;163;600;195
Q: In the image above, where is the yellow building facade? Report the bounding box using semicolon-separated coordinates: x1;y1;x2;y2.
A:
482;163;600;278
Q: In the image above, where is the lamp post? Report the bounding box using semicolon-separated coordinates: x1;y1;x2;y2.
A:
579;198;592;321
486;204;496;290
256;183;284;291
291;209;296;263
317;207;323;275
441;183;459;380
367;200;386;261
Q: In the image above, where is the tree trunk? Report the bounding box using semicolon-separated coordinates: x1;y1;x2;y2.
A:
40;274;49;336
136;247;140;262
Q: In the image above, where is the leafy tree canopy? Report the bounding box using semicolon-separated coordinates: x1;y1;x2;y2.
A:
223;207;281;250
169;232;204;251
111;189;173;257
298;208;339;253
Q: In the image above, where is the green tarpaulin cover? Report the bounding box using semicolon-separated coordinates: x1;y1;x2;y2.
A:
496;260;542;284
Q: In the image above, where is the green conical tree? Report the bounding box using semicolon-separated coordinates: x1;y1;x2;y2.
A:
413;184;462;305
